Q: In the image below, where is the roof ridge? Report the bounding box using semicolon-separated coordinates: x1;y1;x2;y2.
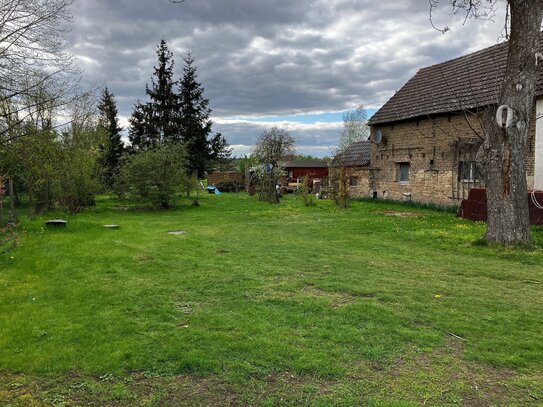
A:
368;32;543;126
418;39;507;73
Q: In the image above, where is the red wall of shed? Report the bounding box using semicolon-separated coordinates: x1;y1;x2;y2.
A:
288;167;328;179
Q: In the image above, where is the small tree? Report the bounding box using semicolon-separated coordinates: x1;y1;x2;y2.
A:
252;127;296;204
329;166;348;209
115;145;187;209
298;175;316;207
57;91;104;213
336;105;370;153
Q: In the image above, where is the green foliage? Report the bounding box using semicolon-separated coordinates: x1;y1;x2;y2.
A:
98;87;124;189
178;52;230;177
297;175;316;206
10;129;59;216
55;93;104;213
129;40;180;151
234;155;257;175
115;145;187;208
57;146;100;212
330;166;348;209
128;42;229;179
0;83;104;217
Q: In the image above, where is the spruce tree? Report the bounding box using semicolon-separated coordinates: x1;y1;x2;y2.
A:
129;39;180;150
178;52;229;178
128;101;154;152
98;87;124;188
146;39;180;145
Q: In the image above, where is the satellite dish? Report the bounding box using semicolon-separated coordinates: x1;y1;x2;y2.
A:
374;128;382;144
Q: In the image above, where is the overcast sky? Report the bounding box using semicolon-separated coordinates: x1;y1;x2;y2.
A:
68;0;507;156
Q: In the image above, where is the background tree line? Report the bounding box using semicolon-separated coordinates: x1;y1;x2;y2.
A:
0;35;230;221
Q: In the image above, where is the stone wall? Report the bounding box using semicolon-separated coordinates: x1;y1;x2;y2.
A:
367;110;537;205
345;167;372;198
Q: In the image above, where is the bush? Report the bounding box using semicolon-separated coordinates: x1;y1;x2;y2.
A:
57;147;100;213
114;145;187;208
297;176;316;207
214;180;244;193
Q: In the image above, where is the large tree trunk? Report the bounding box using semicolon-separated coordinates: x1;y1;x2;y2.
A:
481;0;543;245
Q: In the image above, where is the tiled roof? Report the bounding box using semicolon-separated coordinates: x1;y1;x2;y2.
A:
283;160;329;168
331;140;371;167
368;36;543;126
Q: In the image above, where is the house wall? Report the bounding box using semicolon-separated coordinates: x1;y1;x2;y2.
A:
345;167;372;197
370;109;538;205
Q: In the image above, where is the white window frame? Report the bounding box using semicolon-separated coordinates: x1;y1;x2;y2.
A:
459;161;479;183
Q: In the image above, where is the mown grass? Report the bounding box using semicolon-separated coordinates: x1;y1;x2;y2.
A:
1;193;542;405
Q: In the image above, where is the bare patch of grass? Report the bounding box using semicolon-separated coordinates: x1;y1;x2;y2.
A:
374;210;423;218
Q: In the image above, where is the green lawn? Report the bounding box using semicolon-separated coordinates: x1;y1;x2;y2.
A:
1;193;543;406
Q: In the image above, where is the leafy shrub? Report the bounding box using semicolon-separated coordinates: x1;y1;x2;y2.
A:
114;145;187;208
297;176;316;207
57;147;100;212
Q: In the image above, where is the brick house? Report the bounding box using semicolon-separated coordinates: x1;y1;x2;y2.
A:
353;37;543;205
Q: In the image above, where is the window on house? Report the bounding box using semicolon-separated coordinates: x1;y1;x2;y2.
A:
349;176;358;186
397;162;410;183
459;161;480;182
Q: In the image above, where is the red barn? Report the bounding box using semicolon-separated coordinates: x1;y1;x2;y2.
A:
283;160;329;180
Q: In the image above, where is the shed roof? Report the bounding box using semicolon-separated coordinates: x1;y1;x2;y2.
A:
283;159;329;168
368;35;543;126
331;140;371;167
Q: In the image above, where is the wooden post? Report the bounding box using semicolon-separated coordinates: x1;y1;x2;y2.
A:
8;176;15;225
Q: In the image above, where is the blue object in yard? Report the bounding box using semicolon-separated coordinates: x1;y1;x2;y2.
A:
207;186;222;195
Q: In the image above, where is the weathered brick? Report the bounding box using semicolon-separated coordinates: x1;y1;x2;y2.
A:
344;111;537;205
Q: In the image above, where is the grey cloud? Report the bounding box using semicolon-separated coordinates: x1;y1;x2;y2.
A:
213;120;342;157
68;0;507;154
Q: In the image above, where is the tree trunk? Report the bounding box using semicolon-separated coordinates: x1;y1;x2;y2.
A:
268;172;279;204
481;0;543;245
